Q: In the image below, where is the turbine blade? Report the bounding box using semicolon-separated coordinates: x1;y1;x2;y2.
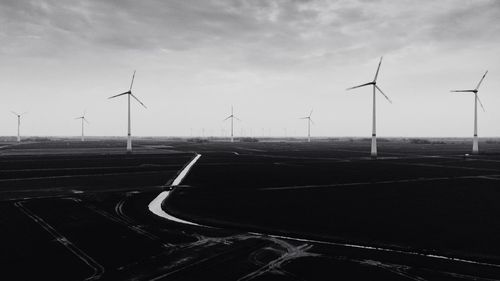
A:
223;115;232;121
131;93;147;108
373;56;383;82
234;116;241;121
108;91;130;99
309;109;313;117
375;85;392;103
450;90;475;93
477;96;486;112
346;82;372;91
75;117;82;120
129;70;136;91
11;111;19;116
21;112;28;116
475;70;488;90
310;118;315;125
84;118;90;124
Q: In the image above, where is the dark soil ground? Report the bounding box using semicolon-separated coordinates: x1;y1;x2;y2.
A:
1;139;500;280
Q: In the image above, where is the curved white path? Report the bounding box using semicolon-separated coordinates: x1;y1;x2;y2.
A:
148;154;203;226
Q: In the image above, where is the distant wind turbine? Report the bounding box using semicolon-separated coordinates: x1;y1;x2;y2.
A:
108;71;147;152
223;106;240;142
75;111;89;142
11;111;27;142
347;57;392;158
451;70;488;155
300;109;314;142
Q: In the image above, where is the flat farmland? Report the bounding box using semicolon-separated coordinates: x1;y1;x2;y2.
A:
166;141;500;272
1;139;500;280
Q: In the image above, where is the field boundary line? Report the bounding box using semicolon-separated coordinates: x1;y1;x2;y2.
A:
256;173;500;191
0;170;168;182
0;163;183;173
14;201;105;280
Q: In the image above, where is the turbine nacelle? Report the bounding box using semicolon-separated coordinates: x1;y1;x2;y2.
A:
450;70;488;112
224;106;240;121
11;111;27;118
108;71;147;109
300;109;314;124
450;89;477;93
346;57;392;103
224;114;240;121
75;116;90;123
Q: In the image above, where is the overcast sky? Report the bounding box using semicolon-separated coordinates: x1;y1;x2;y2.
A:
1;0;499;138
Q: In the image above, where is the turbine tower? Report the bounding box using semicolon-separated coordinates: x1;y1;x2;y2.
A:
75;111;89;142
11;111;26;142
347;57;392;158
451;70;488;155
300;109;314;142
108;71;147;152
223;106;240;142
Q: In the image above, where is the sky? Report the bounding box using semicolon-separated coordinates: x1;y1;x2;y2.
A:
0;0;499;138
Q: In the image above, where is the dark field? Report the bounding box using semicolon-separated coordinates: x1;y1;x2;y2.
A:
1;139;500;280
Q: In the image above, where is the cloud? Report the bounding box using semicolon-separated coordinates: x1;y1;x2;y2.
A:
1;0;499;69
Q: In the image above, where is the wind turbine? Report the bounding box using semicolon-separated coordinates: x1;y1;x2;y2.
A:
223;106;240;142
347;57;392;158
11;111;27;142
75;111;89;142
300;109;314;142
108;71;147;152
451;70;488;155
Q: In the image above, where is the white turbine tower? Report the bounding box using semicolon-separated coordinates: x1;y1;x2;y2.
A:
11;111;27;142
75;111;89;142
108;71;147;152
300;109;314;142
451;70;488;155
223;106;240;142
347;57;392;158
